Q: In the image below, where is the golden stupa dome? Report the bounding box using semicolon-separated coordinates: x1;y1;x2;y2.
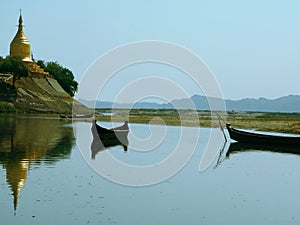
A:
10;12;32;62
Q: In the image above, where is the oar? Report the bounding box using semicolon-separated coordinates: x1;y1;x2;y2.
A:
215;112;227;142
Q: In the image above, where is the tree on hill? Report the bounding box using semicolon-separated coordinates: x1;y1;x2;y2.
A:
0;80;17;102
37;60;78;97
0;56;30;87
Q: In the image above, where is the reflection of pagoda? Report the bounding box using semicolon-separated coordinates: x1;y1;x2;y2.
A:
10;10;50;77
0;116;74;214
6;160;29;214
0;116;29;214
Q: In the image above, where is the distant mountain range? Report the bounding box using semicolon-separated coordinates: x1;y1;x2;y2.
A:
78;94;300;112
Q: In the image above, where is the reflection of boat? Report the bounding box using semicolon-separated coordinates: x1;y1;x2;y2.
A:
91;121;129;159
226;142;300;157
226;123;300;146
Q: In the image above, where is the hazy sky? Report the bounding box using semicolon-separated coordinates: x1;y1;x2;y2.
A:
1;0;299;101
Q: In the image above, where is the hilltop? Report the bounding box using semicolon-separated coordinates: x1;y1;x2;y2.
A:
80;94;300;113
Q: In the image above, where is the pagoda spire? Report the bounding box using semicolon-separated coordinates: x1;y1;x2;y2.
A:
18;9;23;30
10;10;32;62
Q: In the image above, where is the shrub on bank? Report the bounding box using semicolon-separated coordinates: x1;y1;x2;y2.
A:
0;102;16;113
0;80;17;102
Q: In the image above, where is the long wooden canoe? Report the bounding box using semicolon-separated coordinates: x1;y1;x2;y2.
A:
226;123;300;146
91;121;129;159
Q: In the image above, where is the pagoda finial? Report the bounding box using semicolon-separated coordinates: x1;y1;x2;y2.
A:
19;9;23;26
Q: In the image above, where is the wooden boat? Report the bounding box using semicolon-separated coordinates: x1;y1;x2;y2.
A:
59;114;70;119
226;142;300;158
92;120;129;137
91;121;129;159
226;123;300;146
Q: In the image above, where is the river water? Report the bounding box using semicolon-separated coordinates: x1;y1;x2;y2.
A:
1;114;300;225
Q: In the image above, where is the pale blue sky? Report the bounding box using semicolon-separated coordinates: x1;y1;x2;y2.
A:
1;0;300;101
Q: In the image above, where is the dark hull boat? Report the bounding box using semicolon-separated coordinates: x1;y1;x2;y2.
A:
226;123;300;146
91;121;129;159
59;114;69;119
93;120;129;138
226;142;300;158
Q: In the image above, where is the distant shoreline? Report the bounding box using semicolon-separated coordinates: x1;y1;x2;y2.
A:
95;116;300;134
94;109;300;134
1;109;299;134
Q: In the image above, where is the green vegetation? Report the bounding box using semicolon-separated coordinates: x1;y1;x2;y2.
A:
0;56;78;97
0;80;17;102
0;56;30;87
227;110;300;119
0;102;16;113
37;60;78;97
255;112;300;118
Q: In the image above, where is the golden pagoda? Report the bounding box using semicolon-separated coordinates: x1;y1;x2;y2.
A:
10;10;32;62
10;10;50;77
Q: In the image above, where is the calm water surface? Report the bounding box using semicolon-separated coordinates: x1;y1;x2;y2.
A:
1;114;300;225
